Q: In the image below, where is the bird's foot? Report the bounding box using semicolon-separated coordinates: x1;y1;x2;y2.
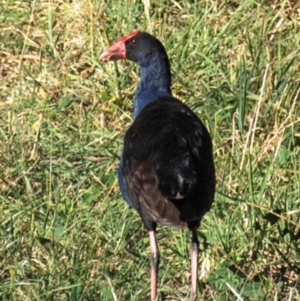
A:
189;292;197;301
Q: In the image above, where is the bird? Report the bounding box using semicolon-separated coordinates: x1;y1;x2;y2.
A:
99;30;215;301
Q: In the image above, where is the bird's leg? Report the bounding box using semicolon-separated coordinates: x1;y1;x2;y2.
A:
190;227;199;301
149;230;159;301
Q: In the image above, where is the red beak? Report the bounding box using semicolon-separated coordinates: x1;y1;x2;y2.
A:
99;39;126;61
99;30;139;61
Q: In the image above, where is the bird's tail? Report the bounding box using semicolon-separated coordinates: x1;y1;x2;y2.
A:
155;152;198;200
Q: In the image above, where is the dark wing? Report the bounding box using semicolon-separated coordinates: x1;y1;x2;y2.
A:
119;96;215;229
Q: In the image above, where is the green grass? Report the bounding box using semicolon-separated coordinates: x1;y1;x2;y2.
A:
1;0;300;300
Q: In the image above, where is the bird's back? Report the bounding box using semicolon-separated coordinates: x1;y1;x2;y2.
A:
119;96;215;230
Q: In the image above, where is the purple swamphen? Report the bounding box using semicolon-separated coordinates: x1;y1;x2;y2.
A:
99;31;215;301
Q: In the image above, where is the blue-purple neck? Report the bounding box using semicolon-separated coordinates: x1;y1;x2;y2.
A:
133;56;172;118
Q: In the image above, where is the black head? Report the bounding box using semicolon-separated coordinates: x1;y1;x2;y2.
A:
99;31;169;67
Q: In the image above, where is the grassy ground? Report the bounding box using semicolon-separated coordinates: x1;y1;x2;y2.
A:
1;0;300;300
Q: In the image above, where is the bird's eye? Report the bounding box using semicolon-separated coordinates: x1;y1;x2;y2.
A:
130;39;136;45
